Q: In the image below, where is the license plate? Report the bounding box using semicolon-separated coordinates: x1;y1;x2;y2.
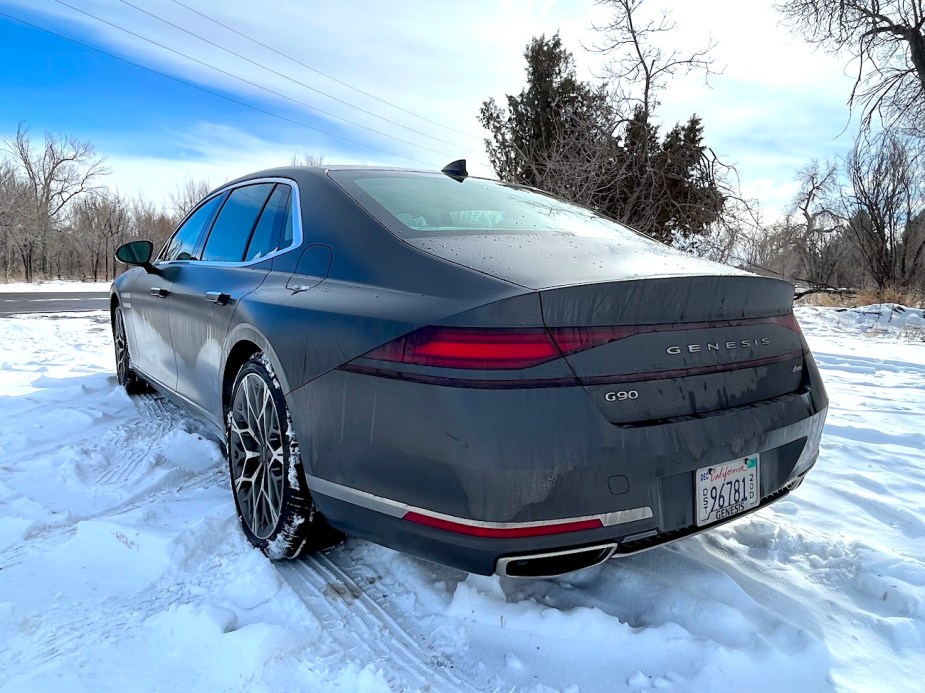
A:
695;455;759;526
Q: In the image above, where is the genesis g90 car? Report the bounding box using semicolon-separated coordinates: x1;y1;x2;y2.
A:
111;162;827;578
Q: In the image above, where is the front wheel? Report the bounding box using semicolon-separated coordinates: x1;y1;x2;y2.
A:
227;353;339;558
112;305;146;393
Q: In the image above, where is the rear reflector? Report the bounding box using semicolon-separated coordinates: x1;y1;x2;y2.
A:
361;326;561;369
403;511;603;538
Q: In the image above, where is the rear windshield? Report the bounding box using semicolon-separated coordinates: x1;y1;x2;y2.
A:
329;171;639;240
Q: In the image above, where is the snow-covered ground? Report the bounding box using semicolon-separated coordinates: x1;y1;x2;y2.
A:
1;305;923;692
0;280;112;293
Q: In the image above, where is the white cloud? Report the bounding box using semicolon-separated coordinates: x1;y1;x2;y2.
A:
7;0;864;220
101;121;393;207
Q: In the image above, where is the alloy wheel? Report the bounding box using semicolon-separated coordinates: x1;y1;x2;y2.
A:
114;309;130;385
229;372;286;540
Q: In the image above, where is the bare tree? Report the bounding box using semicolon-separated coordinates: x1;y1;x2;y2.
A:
589;1;757;244
843;131;925;289
1;123;108;281
787;160;847;286
592;0;720;123
777;1;925;134
69;192;133;281
169;177;213;218
291;153;326;167
0;160;29;280
130;196;177;255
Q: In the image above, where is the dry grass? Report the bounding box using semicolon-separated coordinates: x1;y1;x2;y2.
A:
854;287;924;308
800;292;855;307
797;287;924;309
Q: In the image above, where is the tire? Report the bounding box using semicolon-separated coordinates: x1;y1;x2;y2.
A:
226;353;340;559
112;305;146;394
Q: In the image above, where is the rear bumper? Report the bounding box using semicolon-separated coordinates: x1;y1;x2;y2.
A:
289;368;826;575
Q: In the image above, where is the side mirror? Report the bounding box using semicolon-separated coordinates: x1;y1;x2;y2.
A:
115;240;157;273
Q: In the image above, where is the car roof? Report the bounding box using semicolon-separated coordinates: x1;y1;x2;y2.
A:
218;165;505;193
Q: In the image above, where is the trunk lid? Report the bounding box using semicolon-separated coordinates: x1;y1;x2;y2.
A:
402;232;749;290
541;275;804;424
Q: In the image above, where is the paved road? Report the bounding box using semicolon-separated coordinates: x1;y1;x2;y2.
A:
0;291;110;316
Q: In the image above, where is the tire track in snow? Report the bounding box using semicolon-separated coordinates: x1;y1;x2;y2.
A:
0;463;221;574
94;393;180;486
2;391;220;572
276;554;473;692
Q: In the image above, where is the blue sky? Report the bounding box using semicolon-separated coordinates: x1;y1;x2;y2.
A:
0;3;384;164
0;0;859;219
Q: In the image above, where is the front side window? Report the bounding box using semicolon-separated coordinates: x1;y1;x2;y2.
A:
201;183;275;263
159;194;223;262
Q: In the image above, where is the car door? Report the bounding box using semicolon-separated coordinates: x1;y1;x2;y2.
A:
126;193;224;389
167;181;295;422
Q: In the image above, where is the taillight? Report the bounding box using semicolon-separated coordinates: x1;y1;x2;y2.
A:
360;326;561;369
547;326;637;355
357;315;804;372
773;313;804;334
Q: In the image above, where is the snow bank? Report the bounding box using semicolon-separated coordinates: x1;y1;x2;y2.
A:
0;280;112;293
0;308;923;691
798;303;925;341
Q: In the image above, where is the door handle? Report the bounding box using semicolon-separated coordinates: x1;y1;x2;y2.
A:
149;287;169;298
206;291;231;306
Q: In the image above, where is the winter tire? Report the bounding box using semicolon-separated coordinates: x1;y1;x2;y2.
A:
112;305;146;393
227;353;339;558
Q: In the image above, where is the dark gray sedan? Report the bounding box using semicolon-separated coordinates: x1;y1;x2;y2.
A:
111;163;827;578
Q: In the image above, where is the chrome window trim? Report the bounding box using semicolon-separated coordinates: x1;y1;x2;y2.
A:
156;177;304;268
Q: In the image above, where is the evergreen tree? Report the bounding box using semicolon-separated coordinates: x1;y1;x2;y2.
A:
478;36;725;243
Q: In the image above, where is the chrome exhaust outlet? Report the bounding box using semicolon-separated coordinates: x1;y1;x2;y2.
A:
496;543;618;579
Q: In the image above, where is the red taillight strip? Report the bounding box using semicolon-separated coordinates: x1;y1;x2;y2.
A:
361;326;561;369
358;315;803;372
305;474;654;535
403;512;603;538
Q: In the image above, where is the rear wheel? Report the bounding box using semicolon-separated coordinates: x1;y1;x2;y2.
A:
112;305;146;393
227;354;339;558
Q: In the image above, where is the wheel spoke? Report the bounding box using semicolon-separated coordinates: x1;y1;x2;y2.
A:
229;371;288;541
114;311;129;382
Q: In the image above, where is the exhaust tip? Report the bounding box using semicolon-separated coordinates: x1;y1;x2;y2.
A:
497;544;617;578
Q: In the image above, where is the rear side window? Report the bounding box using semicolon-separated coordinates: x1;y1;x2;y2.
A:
201;183;274;262
159;194;223;262
244;184;293;261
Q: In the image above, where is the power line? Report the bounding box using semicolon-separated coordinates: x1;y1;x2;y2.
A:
166;0;482;142
116;0;469;151
52;0;460;160
0;9;439;167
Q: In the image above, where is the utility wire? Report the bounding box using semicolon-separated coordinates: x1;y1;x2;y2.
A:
0;10;818;287
52;0;460;159
0;9;438;167
116;0;469;151
166;0;482;142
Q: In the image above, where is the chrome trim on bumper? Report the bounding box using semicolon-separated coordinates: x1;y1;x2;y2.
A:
306;475;653;530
